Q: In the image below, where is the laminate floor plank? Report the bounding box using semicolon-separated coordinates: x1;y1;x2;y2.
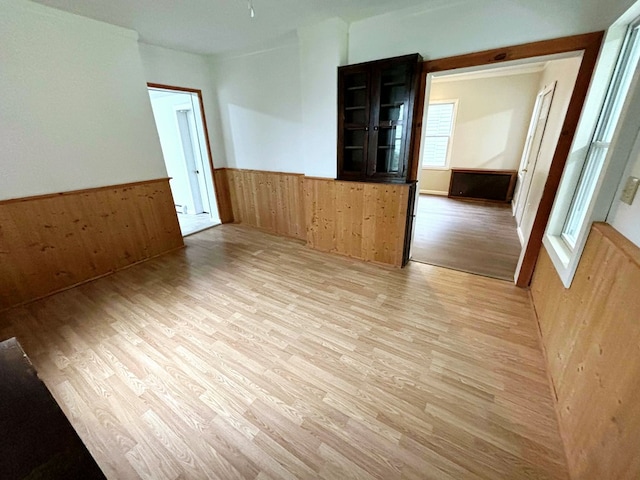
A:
0;225;566;479
412;195;521;281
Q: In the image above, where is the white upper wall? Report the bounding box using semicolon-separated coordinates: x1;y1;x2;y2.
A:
204;0;637;179
442;73;541;175
299;18;349;178
210;35;304;172
608;136;640;246
420;71;542;192
348;0;635;63
0;0;166;200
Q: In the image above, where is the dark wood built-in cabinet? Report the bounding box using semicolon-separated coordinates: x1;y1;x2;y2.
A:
448;168;518;203
337;54;422;183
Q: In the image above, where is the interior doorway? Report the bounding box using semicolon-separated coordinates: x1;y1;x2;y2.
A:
410;53;583;281
148;85;221;236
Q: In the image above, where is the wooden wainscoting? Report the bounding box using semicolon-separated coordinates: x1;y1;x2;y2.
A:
531;223;640;479
304;178;410;267
212;168;234;223
0;179;183;311
225;169;306;240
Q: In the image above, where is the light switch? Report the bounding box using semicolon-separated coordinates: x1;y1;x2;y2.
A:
620;176;640;205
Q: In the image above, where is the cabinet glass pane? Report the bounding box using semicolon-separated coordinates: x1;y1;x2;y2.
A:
346;88;366;108
343;72;367;125
376;125;403;174
379;64;409;127
344;128;366;173
345;107;366;124
345;128;365;146
344;149;364;173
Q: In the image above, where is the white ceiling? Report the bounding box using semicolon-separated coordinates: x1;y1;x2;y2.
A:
431;62;550;83
31;0;435;55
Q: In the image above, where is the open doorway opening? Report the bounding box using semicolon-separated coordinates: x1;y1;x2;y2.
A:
148;85;221;236
411;53;583;281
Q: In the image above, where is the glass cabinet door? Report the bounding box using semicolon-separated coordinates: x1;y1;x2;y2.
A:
371;62;411;177
340;69;370;177
337;53;420;183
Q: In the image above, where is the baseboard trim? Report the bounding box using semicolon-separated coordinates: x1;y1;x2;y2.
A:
0;179;183;310
419;189;448;196
0;245;185;314
517;226;525;247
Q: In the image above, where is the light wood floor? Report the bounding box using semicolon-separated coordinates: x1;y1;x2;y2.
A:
0;225;567;480
178;213;221;237
411;195;522;281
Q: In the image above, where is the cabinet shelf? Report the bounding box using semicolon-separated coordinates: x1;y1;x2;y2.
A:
337;53;422;183
378;121;403;128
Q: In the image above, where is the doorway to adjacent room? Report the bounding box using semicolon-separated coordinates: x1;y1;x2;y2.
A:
411;53;583;281
148;85;221;236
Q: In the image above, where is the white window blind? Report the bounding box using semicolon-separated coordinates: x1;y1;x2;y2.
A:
423;101;456;168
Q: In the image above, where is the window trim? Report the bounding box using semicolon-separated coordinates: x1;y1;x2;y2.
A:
421;99;458;171
543;18;640;288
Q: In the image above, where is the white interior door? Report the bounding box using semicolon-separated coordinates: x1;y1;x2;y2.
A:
176;108;205;214
514;82;556;225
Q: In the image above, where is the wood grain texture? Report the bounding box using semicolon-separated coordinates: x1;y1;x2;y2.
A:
304;178;410;267
226;169;306;240
0;179;183;311
412;195;520;281
0;224;568;479
531;223;640;480
212;168;234;223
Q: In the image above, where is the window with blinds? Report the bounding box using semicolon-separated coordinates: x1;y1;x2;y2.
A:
422;100;457;168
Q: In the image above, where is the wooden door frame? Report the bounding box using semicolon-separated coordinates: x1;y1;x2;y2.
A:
147;83;228;223
409;31;604;287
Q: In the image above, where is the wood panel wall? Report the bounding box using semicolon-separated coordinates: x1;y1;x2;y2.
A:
225;169;307;240
0;179;183;311
212;168;234;223
304;177;410;267
531;223;640;479
219;169;411;267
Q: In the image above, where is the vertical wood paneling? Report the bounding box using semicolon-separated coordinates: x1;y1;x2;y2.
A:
225;169;306;240
304;177;409;266
212;168;234;223
0;179;183;310
218;169;411;266
531;223;640;480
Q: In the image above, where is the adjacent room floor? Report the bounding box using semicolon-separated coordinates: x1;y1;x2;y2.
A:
0;225;567;479
177;212;221;236
411;195;522;281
